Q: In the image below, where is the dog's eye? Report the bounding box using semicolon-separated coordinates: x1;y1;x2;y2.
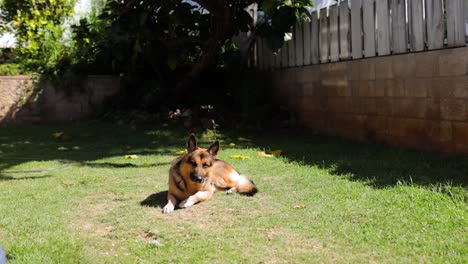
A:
202;163;210;168
191;160;197;167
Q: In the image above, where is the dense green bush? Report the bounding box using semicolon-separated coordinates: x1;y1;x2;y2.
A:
0;0;76;73
0;63;26;75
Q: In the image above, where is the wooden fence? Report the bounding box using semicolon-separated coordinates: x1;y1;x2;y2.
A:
257;0;468;70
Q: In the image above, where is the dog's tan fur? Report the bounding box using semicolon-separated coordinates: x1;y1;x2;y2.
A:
163;134;257;213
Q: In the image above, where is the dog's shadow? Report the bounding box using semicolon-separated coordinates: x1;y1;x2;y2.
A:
140;191;167;209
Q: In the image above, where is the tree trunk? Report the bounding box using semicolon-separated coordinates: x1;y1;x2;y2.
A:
172;2;236;105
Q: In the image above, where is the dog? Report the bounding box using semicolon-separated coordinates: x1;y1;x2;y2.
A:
162;134;257;213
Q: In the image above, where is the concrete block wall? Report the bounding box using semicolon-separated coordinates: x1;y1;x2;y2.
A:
269;46;468;154
0;75;120;123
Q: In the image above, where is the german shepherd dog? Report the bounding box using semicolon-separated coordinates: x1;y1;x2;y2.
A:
163;134;258;213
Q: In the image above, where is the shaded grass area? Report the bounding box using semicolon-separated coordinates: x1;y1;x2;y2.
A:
0;123;466;263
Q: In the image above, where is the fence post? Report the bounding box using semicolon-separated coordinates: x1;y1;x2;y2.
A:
339;0;351;60
295;24;304;66
363;0;376;57
391;0;407;54
350;0;363;59
426;0;444;50
311;11;320;64
446;0;465;47
409;0;425;51
329;4;340;62
303;21;311;65
376;0;390;55
319;8;329;63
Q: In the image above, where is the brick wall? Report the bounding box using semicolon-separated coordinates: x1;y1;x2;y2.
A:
268;46;468;154
0;75;120;123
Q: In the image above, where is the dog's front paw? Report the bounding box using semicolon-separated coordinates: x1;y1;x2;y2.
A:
162;203;174;214
226;187;237;195
178;199;192;208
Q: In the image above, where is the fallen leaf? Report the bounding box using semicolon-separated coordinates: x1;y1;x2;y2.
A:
237;137;251;142
258;149;283;158
228;143;236;147
57;146;68;151
124;154;139;159
52;132;72;140
258;151;274;157
229;154;249;160
175;150;186;155
293;205;306;209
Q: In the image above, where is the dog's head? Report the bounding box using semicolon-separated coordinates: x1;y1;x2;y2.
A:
180;134;219;184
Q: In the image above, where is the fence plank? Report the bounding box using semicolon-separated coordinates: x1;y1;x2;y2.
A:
263;39;270;70
426;0;444;50
288;35;296;67
311;11;320;64
362;0;376;57
376;0;390;55
303;22;312;65
350;0;363;59
409;0;424;51
295;24;304;66
391;0;407;54
465;0;468;42
268;45;275;70
319;8;329;63
257;38;264;70
281;41;288;68
339;0;351;60
446;0;465;47
275;47;282;69
329;4;340;62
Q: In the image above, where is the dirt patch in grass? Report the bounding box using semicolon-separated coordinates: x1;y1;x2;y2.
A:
70;193;127;256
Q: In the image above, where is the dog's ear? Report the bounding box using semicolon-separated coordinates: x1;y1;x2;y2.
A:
208;141;220;156
187;134;197;153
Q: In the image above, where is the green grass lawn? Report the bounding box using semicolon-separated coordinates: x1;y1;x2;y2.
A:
0;123;467;263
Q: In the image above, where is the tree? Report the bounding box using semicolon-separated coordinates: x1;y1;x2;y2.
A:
100;0;312;105
0;0;76;70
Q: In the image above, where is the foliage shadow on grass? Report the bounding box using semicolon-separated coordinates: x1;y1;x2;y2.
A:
78;161;170;168
0;174;52;181
0;124;187;174
248;131;468;190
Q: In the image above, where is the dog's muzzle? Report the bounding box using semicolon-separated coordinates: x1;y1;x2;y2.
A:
190;173;204;183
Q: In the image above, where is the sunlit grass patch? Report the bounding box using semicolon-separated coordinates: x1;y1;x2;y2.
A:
0;123;466;263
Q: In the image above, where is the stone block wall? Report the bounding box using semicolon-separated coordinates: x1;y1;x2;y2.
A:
269;46;468;154
0;75;120;123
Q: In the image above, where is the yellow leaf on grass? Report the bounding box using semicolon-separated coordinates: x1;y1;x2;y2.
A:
228;143;236;147
293;205;306;209
175;150;186;155
258;149;283;158
229;154;249;160
52;132;72;140
258;151;273;157
52;132;63;139
125;155;139;159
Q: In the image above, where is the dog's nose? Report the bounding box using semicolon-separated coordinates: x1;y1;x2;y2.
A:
190;173;204;183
